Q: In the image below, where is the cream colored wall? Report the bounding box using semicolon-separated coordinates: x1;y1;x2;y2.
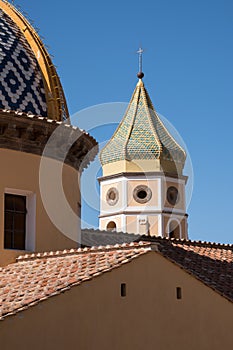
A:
99;216;122;231
101;181;123;212
148;216;159;236
128;179;159;207
99;176;188;237
163;215;187;239
125;215;136;233
180;217;187;239
102;159;161;176
164;180;185;211
103;159;184;176
0;251;232;350
126;215;159;236
0;149;80;266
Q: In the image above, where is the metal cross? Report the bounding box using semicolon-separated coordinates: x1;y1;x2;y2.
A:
137;47;144;72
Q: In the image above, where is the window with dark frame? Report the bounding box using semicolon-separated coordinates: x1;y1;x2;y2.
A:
176;287;182;300
121;283;126;297
4;194;27;250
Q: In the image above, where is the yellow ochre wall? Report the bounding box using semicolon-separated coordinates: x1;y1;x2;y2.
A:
102;158;183;176
0;149;80;266
0;251;232;350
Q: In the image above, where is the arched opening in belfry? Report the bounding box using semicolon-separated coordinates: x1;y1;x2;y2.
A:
106;221;117;232
169;220;180;239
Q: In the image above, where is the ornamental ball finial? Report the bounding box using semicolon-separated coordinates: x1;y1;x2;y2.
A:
137;72;144;79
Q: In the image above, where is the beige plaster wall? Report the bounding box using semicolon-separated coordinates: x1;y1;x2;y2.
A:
102;159;161;176
163;215;187;239
125;215;136;233
99;216;122;231
128;179;159;207
101;181;123;212
126;215;159;236
0;149;80;266
103;159;184;176
164;180;185;210
0;252;232;350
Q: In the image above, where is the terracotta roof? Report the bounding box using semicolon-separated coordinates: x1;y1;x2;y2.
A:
81;228;140;247
1;235;233;321
143;236;233;302
0;242;151;320
82;230;233;302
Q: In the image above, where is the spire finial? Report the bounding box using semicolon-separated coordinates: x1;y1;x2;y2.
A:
137;47;144;79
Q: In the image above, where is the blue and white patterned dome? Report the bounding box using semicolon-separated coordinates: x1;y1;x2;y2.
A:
0;9;47;116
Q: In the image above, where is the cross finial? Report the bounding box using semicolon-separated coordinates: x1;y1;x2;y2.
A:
137;47;144;72
137;47;144;79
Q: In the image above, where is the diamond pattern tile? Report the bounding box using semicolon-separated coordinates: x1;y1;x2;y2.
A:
0;9;47;116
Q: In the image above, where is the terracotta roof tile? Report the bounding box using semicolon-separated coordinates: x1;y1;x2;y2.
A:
0;242;151;320
82;229;233;302
147;237;233;303
1;234;233;321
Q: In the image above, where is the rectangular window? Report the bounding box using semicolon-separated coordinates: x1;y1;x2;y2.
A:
121;283;126;297
176;287;182;300
4;194;27;250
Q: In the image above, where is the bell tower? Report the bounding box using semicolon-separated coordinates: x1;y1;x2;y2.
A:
99;59;188;239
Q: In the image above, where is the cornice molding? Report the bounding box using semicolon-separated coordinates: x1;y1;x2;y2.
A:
0;110;98;171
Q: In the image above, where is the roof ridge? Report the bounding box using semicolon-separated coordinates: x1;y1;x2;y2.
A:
16;241;152;262
123;83;141;159
81;229;233;249
99;83;139;163
0;241;153;320
140;83;162;153
152;110;186;158
145;235;233;249
81;227;140;236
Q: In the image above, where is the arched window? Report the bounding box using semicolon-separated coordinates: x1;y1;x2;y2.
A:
168;220;180;239
106;221;117;232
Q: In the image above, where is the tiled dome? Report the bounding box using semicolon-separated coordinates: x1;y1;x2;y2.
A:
0;1;69;120
0;9;47;116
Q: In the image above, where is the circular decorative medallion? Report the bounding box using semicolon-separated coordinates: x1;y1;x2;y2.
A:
167;186;179;206
133;185;152;204
106;187;119;206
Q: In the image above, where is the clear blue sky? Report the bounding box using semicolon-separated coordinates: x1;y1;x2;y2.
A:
17;0;233;243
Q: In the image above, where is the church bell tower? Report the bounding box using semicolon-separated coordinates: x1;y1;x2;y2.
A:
99;55;188;239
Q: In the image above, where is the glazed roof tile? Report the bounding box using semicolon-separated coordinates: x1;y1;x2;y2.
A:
100;79;186;166
0;242;151;320
0;1;69;120
0;8;47;116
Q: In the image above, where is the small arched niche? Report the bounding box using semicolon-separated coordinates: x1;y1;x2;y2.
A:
168;220;180;239
106;221;117;232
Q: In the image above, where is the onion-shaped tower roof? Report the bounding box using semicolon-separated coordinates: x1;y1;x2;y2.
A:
100;77;186;173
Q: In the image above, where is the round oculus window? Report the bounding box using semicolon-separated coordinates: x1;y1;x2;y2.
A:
167;186;179;206
133;185;152;204
106;187;119;206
